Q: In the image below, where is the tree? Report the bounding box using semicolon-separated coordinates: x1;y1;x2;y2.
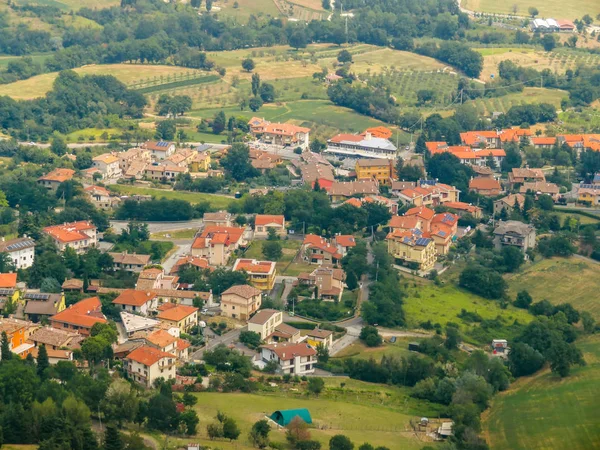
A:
1;331;11;361
508;342;545;377
528;6;539;17
329;435;354;450
345;271;358;290
206;0;212;10
155;120;176;140
259;83;276;103
251;73;261;96
242;58;255;72
286;417;311;446
262;240;283;260
289;30;308;50
104;424;123;450
223;417;241;441
37;344;49;379
359;326;382;347
444;325;461;350
501;245;524;273
212;111;226;135
337;50;352;63
541;34;556;52
547;337;583;377
307;377;325;396
101;379;139;427
249;96;263;112
514;290;533;309
249;420;270;448
40;277;62;293
50;136;68;156
239;331;262;349
221;143;259;181
146;394;178;432
581;311;596;334
316;342;329;363
182;392;198;407
180;409;199;435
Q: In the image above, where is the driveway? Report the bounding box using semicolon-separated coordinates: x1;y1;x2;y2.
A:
190;327;243;360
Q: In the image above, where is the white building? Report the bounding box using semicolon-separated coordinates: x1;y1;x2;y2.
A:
0;237;35;269
124;345;176;388
42;221;97;253
326;132;397;159
143;141;176;161
92;153;122;179
248;309;283;340
260;342;317;375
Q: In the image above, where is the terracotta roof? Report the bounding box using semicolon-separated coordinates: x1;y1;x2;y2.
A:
156;305;198;322
496;193;525;207
334;235;356;248
469;177;501;191
511;168;545;180
0;273;17;289
261;342;317;360
303;234;342;258
50;297;106;329
263;122;310;136
112;289;157;307
531;137;557;146
432;212;458;226
306;328;333;339
43;221;96;243
192;226;245;249
406;206;435;221
177;338;191;350
109;252;151;266
444;202;481;214
520;181;559;195
274;323;300;337
126;345;174;366
222;284;261;299
344;198;363;208
329;180;379;197
362;126;393;139
145;329;178;348
144;141;174;152
203;211;231;222
329;133;363;144
425;141;448;153
157;302;178;311
248;308;280;325
170;256;210;274
389;215;420;230
233;259;276;274
255;215;285;227
85;185;112;196
30;327;79;348
460;131;499;146
38;168;75;183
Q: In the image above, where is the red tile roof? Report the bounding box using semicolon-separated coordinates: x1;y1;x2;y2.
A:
389;215;420;229
50;297;106;329
261;342;317;360
192;226;245;249
406;206;435;221
0;273;17;289
334;235;356;248
233;259;276;274
443;202;481;214
112;289;157;307
146;329;178;348
362;126;393;139
469;177;501;191
255;215;285;227
222;284;262;299
156;305;198;322
38;168;75;183
126;345;174;366
43;221;96;243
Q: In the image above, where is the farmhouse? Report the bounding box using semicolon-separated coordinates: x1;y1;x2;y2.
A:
85;185;120;210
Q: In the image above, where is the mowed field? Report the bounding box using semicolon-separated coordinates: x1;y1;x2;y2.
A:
506;257;600;319
469;87;568;116
184;391;428;450
0;64;198;99
213;0;281;21
484;335;600;450
462;0;600;19
108;185;237;209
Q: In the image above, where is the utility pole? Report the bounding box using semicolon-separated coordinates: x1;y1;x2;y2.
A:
345;15;348;44
460;89;464;104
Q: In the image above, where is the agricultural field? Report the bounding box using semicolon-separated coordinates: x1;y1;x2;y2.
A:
108;185;237;209
0;64;201;99
468;88;568;116
184;390;430;450
506;257;600;319
12;0;119;10
483;335;600;450
462;0;600;20
213;0;281;21
402;280;532;340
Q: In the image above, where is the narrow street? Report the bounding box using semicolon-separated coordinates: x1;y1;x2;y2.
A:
189;327;243;361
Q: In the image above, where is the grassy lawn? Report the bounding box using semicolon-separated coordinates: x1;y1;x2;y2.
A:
280;262;316;276
463;0;600;19
483;335;600;450
150;229;197;240
0;64;201;99
187;391;428;450
506;257;600;319
555;211;600;225
352;47;446;73
13;0;118;10
64;127;122;143
108;185;237;209
333;338;414;361
403;280;532;340
469;88;568;116
214;0;281;21
242;239;302;270
0;52;53;68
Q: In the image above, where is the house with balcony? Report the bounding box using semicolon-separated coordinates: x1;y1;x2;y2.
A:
232;258;277;291
297;266;346;302
92;153;122;179
85;185;121;210
493;220;536;254
386;229;437;271
156;304;198;333
0;237;35;269
42;221;97;253
248;118;310;150
143;141;176;160
220;285;262;321
302;234;343;266
191;226;248;266
260;342;317;375
125;345;176;388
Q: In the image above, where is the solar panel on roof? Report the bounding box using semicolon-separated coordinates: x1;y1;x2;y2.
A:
25;293;51;300
415;238;430;246
0;289;14;296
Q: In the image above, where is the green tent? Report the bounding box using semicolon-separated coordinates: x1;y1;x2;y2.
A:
270;408;312;426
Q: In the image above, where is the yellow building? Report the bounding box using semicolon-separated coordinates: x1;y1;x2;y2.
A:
189;151;211;172
355;159;395;186
578;187;600;206
156;304;199;333
386;230;437;271
232;259;277;291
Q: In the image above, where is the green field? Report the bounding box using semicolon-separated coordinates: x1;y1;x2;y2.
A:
108;185;237;209
555;211;600;225
0;52;52;69
484;335;600;450
150;228;197;240
462;0;600;20
0;64;204;99
403;281;532;339
185;390;429;450
12;0;118;10
506;257;600;319
334;338;414;361
469;88;568;116
214;0;281;21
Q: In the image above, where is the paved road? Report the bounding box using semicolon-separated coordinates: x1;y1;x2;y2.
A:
110;219;204;234
161;242;192;274
190;327;243;360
